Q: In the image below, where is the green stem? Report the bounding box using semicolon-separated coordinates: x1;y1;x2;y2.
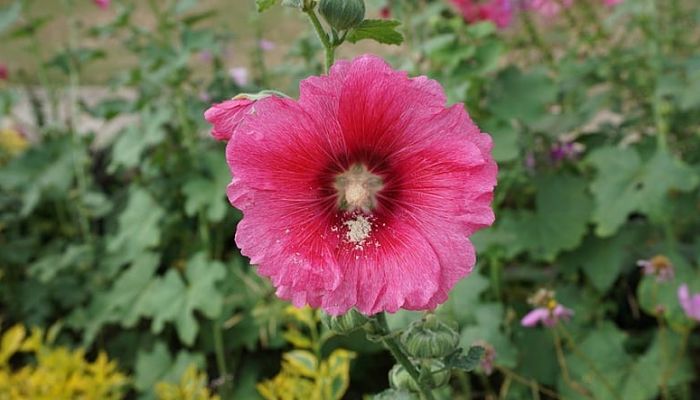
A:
63;0;93;244
213;322;233;398
370;313;436;400
305;6;334;73
557;325;621;400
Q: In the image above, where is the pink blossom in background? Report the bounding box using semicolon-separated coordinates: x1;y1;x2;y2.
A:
637;255;675;283
259;39;276;51
521;304;574;327
93;0;110;10
450;0;513;29
198;50;213;63
527;0;572;17
204;97;256;141
0;64;7;81
380;5;391;19
678;284;700;321
603;0;623;5
229;67;249;87
209;54;497;315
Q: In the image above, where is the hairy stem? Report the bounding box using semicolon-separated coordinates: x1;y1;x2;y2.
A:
305;6;335;73
370;313;436;400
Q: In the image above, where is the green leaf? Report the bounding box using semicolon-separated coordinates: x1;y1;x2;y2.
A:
445;346;484;372
488;67;557;124
487;174;592;261
182;151;230;222
587;147;699;237
557;323;630;400
134;342;204;391
256;0;277;12
638;256;699;328
106;188;164;263
459;303;518;368
560;228;641;292
145;252;226;345
347;19;404;45
0;1;21;34
109;106;171;170
622;330;694;399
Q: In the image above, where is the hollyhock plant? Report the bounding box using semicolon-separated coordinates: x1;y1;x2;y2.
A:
450;0;513;29
678;284;700;321
637;255;674;282
208;54;496;315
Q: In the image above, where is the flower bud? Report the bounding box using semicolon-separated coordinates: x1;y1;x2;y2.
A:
321;308;369;335
389;360;450;392
400;314;459;359
318;0;365;31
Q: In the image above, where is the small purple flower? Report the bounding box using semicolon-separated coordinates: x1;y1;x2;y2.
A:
638;255;674;282
229;67;249;87
258;39;276;52
550;141;584;163
678;284;700;321
521;305;573;327
521;289;573;328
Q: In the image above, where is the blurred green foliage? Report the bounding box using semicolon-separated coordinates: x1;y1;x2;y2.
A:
0;0;699;398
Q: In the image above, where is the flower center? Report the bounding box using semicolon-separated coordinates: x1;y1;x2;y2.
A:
334;163;384;213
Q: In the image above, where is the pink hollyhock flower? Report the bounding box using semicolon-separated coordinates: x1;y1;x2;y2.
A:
527;0;572;17
521;304;574;327
214;55;496;315
229;67;249;87
678;284;700;321
204;97;255;141
93;0;110;10
637;255;674;282
450;0;513;29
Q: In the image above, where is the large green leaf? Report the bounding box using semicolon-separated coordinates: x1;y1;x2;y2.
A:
134;341;204;391
181;151;231;222
487;174;592;261
557;323;630;400
145;252;226;345
106;187;164;264
347;19;404;45
487;67;557;124
560;228;641;292
109;106;171;170
587;147;699;237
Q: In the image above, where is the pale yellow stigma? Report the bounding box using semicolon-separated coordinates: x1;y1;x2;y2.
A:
334;164;383;212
